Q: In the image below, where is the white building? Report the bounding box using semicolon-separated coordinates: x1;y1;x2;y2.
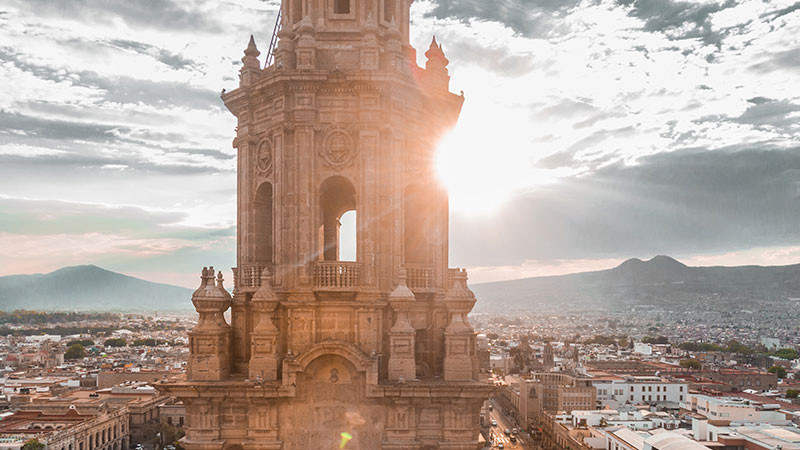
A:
760;337;781;351
592;375;688;408
683;394;789;425
633;343;652;355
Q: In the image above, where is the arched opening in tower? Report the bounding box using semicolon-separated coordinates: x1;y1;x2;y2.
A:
255;182;273;264
338;210;356;261
319;176;357;261
404;184;434;265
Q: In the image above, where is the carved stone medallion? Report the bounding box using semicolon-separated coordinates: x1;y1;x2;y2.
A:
320;129;356;169
256;138;273;176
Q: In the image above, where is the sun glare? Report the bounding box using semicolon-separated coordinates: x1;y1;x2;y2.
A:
435;122;554;216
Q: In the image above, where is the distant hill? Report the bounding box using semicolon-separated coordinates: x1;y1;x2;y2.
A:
0;265;193;312
471;255;800;313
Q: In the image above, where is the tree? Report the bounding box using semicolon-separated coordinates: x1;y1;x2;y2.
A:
22;440;45;450
786;389;798;399
104;338;127;347
67;339;94;347
773;348;799;360
64;343;85;360
768;366;787;379
726;340;753;354
680;359;701;370
642;336;669;345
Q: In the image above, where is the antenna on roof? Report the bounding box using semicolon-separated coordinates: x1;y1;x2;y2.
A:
266;4;282;66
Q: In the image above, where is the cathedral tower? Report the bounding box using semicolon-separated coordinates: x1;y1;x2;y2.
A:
160;1;492;448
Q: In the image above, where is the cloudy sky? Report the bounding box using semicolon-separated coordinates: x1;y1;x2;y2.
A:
0;0;798;287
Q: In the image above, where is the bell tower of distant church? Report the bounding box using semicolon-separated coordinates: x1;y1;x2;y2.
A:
160;0;493;448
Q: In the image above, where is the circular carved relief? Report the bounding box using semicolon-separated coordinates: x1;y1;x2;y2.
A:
321;129;356;169
256;139;273;176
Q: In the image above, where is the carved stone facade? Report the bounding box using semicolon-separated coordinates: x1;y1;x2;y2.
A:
159;0;492;448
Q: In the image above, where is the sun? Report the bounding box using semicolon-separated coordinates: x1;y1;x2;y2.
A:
435;124;544;217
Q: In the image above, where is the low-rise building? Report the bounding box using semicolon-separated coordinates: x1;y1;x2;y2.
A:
591;374;688;408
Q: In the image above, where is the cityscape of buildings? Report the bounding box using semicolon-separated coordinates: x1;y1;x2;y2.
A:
0;310;798;449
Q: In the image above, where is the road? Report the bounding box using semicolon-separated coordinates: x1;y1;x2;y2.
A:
486;399;537;449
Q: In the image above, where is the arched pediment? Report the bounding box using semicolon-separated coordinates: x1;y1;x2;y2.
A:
283;339;379;391
294;339;373;373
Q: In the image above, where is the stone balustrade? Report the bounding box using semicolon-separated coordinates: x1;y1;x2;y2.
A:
233;264;274;291
312;261;361;290
404;264;435;291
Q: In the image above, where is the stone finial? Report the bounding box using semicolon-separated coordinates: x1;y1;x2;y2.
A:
297;15;314;35
252;268;278;303
389;268;415;302
365;10;377;30
425;36;449;66
241;35;261;73
244;35;260;57
387;16;401;39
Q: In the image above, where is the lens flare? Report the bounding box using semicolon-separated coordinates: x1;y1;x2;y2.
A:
339;432;353;448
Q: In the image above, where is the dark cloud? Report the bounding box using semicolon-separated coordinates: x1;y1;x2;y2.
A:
616;0;737;46
7;0;223;33
444;39;537;76
0;111;119;142
425;0;581;38
75;72;223;110
450;147;800;267
107;39;199;70
0;151;231;176
734;98;800;128
761;1;800;20
748;48;800;73
0;47;223;110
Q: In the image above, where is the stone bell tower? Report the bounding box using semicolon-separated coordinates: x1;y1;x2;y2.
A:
159;1;492;449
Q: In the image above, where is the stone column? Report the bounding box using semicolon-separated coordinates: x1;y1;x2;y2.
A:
442;269;476;381
248;271;281;381
295;16;316;70
188;267;233;381
360;12;379;70
274;12;296;70
388;269;416;381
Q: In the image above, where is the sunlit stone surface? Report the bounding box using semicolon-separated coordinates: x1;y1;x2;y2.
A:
159;1;492;448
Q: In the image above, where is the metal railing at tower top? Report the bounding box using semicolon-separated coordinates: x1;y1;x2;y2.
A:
266;6;282;67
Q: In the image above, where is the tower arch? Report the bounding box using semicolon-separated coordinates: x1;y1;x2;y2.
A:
318;176;357;262
254;181;274;264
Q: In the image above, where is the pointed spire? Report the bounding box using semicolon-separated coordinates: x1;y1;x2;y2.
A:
365;10;378;33
425;35;448;65
244;34;260;57
387;15;401;39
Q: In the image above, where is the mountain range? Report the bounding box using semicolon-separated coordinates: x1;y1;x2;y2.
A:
470;255;800;313
1;256;799;313
0;265;193;312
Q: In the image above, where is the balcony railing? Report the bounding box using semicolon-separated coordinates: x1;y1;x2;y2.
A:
313;261;361;290
404;264;435;291
233;264;275;291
